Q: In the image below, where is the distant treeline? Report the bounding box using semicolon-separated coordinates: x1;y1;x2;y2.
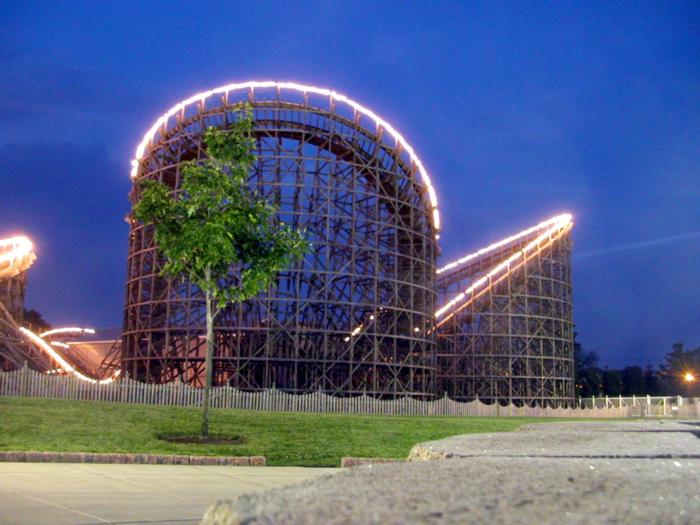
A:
575;341;700;398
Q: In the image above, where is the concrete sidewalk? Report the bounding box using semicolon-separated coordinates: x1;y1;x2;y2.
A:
0;464;336;524
202;420;700;524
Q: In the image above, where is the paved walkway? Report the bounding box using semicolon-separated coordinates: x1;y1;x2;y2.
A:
0;464;336;524
203;420;700;524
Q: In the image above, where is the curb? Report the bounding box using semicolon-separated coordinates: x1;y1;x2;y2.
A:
340;457;402;468
0;451;266;466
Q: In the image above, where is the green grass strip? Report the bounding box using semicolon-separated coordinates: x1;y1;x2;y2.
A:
1;397;567;467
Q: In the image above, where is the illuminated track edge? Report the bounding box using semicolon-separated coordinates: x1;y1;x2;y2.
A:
130;80;440;231
435;213;574;324
0;235;118;383
0;236;36;279
436;213;572;275
19;327;119;384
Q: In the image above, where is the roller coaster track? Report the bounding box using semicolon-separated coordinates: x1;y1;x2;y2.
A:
0;236;36;280
2;214;572;384
436;214;572;279
434;213;573;326
342;214;574;339
0;236;119;383
130;80;441;231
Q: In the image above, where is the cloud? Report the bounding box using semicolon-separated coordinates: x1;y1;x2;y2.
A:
575;231;700;260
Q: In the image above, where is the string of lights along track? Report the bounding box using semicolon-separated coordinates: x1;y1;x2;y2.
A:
436;214;573;276
344;213;573;338
18;327;119;384
0;236;36;280
434;213;573;326
129;80;441;233
0;235;118;384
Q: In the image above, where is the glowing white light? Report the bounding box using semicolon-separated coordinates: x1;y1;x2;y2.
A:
20;327;118;384
437;214;572;275
130;81;440;230
0;238;115;384
40;327;96;338
435;215;573;322
0;236;36;279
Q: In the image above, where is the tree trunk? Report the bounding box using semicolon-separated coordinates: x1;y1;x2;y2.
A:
202;267;215;439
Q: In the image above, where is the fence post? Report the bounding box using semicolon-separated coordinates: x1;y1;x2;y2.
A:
20;363;29;397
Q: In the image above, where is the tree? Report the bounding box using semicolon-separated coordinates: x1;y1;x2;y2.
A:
620;366;646;395
643;364;662;396
658;342;700;396
602;368;623;396
22;308;51;332
574;338;603;397
133;107;309;438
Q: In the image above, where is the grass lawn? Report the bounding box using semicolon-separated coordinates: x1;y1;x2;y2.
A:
2;397;564;467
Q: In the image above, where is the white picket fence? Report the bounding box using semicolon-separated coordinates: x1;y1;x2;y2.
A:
580;394;700;418
0;366;660;418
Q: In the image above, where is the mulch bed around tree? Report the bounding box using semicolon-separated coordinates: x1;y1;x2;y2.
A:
157;435;244;445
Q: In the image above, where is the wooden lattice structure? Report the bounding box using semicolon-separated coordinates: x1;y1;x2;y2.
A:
435;216;575;406
2;84;578;406
0;236;50;371
123;83;439;396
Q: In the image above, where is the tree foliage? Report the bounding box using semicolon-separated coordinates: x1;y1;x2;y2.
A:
575;338;700;397
574;338;603;397
620;366;645;396
22;308;51;332
132;105;309;437
658;342;700;396
133;107;308;310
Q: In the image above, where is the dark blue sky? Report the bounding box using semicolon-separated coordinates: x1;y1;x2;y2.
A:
1;1;698;368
